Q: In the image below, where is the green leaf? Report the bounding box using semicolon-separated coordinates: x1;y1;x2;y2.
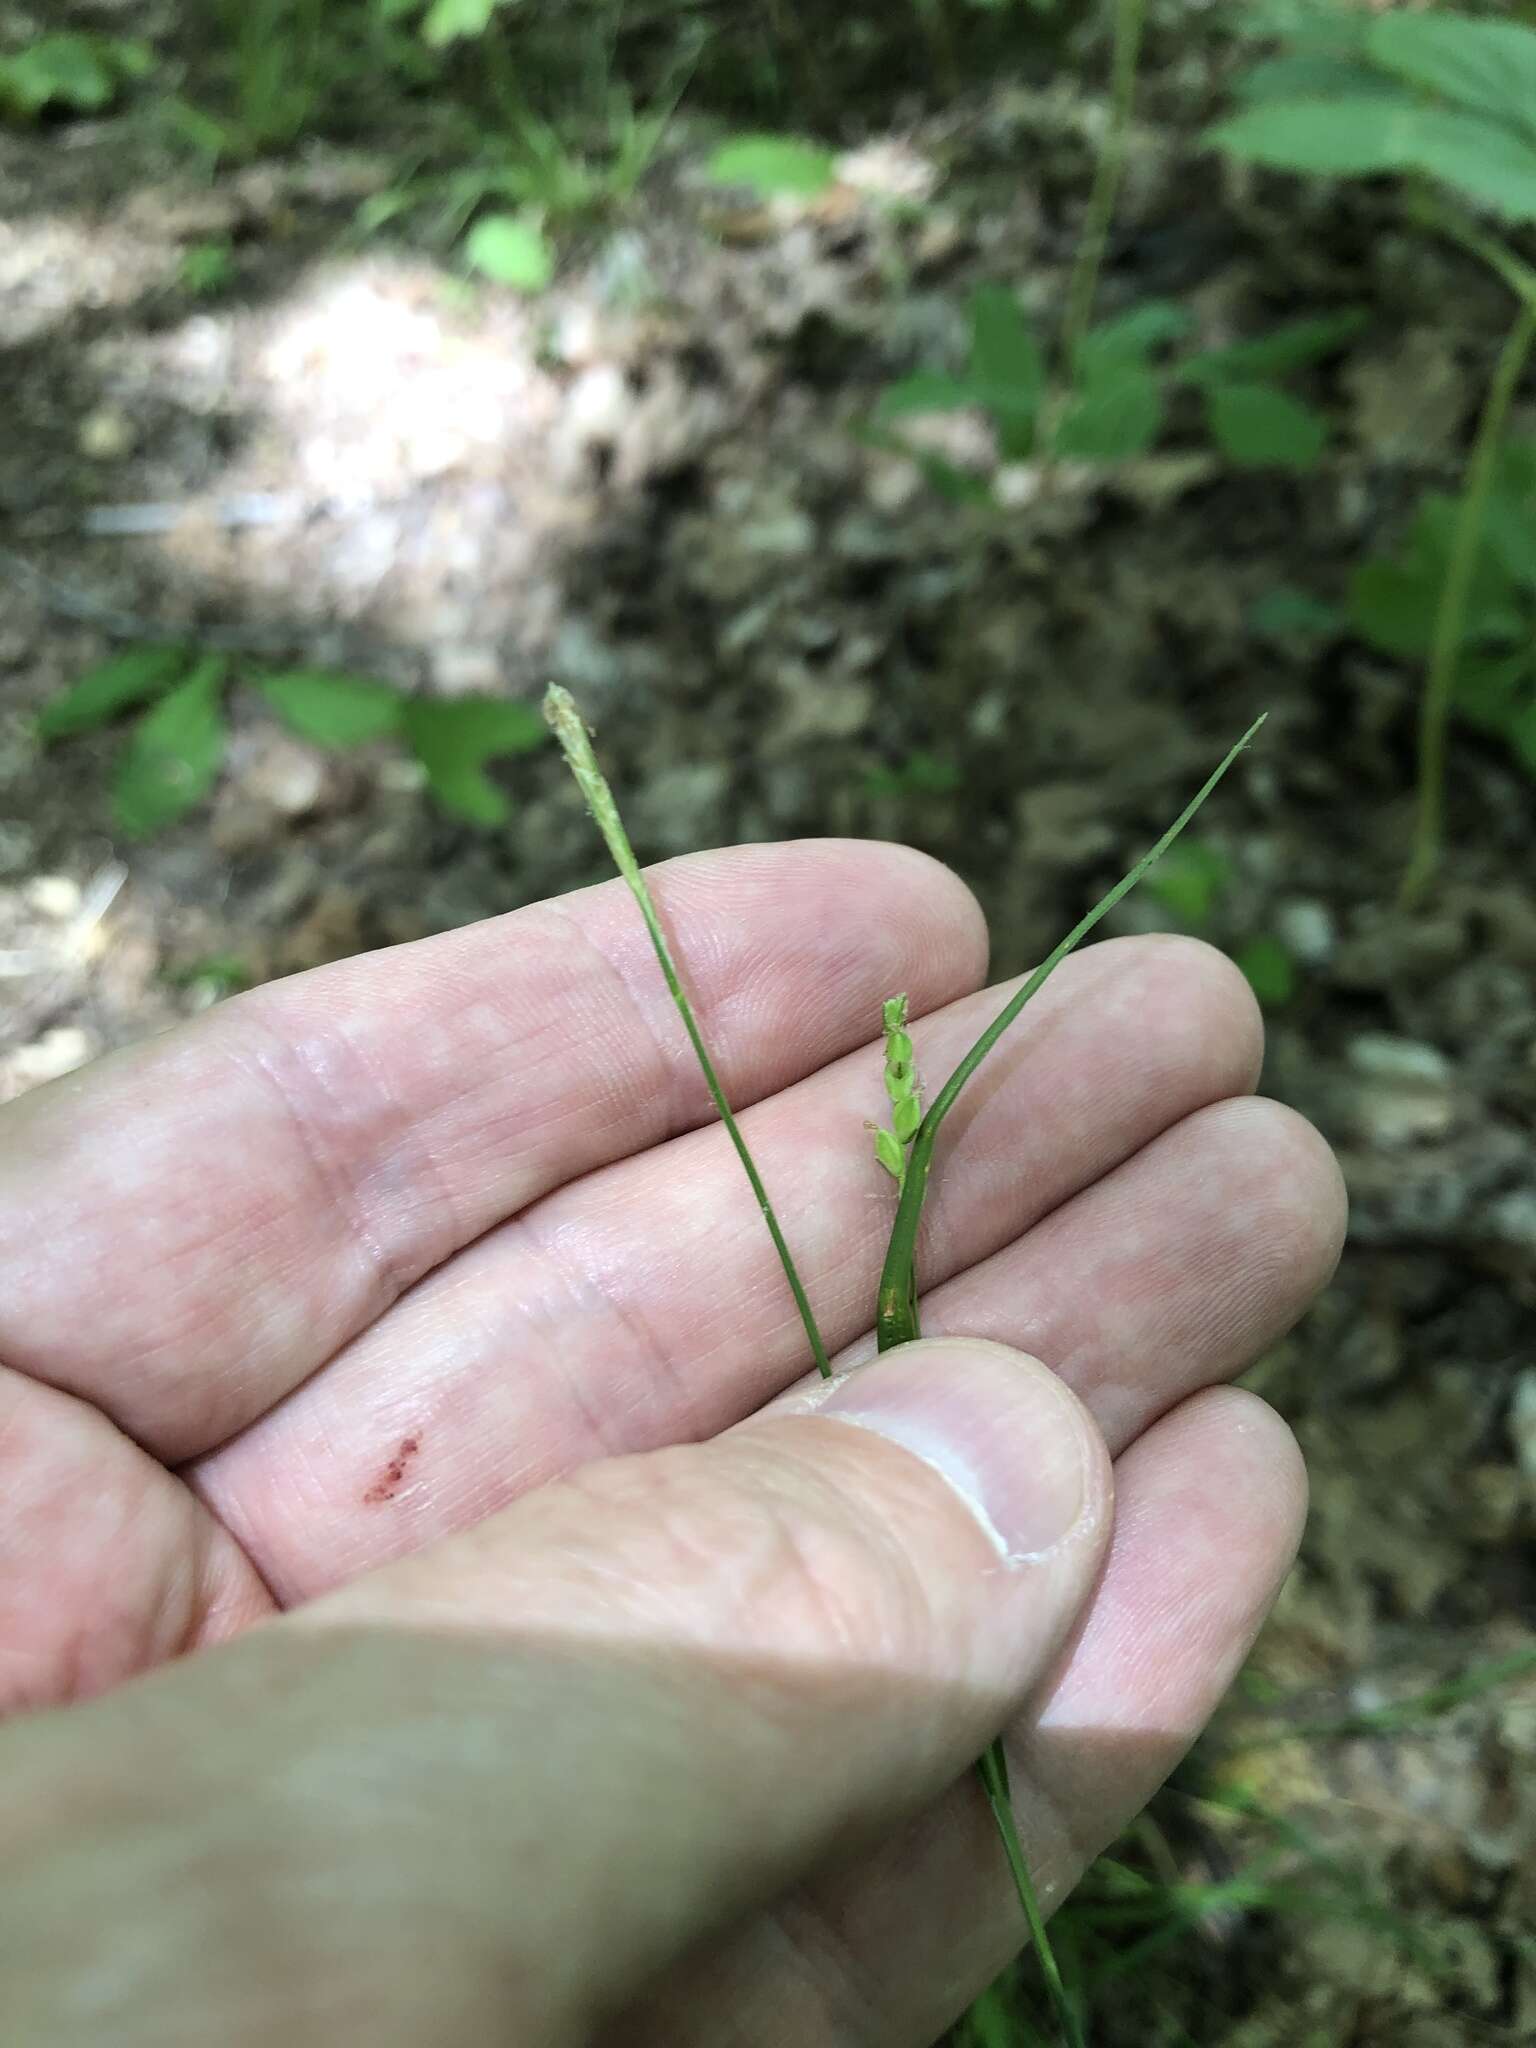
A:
256;671;404;747
422;0;501;45
1250;585;1344;644
1485;439;1536;591
402;695;546;825
1209;91;1422;175
160;95;235;160
1454;651;1528;736
114;660;227;838
0;34;119;116
1349;558;1436;657
1235;936;1296;1008
874;372;978;422
1206;382;1328;468
1075;300;1191;378
1509;697;1536;778
1367;13;1536;150
39;646;191;741
909;450;994;504
864;750;963;798
1145;839;1229;927
1233;1;1370;59
1054;370;1164;461
1233;55;1403;105
706;134;837;198
465;214;554;291
968;285;1044;458
1209;96;1536;223
1179;310;1367;387
1350;491;1526;658
104;37;153;80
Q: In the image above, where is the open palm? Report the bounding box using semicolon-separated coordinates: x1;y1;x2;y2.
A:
0;840;1341;2042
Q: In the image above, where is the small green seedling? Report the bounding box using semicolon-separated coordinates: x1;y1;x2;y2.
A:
37;653;546;837
179;241;238;298
464;213;554;291
705;133;839;200
1211;3;1536;899
545;682;1265;2048
361;95;674;269
0;32;151;122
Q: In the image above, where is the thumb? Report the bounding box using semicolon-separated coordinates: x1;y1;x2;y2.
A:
0;1344;1112;2048
312;1338;1114;2032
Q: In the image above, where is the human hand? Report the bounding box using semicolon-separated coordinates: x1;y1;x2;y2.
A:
0;841;1343;2045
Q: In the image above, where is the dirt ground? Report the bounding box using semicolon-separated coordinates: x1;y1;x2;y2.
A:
2;9;1534;2042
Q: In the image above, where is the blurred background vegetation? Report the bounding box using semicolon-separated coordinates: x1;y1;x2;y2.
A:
3;2;1536;2042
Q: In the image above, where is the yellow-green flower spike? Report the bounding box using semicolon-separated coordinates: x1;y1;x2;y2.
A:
873;1127;906;1182
871;993;923;1186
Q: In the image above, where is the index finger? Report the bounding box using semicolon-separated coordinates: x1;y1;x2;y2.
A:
0;840;986;1460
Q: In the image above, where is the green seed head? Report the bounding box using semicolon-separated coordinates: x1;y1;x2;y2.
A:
543;684;638;886
873;1127;906;1182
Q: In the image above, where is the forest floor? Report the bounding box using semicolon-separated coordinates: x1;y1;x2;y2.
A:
2;5;1534;2042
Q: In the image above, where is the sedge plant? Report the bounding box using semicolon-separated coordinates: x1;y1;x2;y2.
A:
545;683;1263;2047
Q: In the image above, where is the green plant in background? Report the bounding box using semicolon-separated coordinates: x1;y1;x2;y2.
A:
705;132;840;198
1210;2;1536;901
0;32;152;121
179;239;239;297
1234;935;1296;1010
463;213;555;290
36;654;546;836
1350;438;1536;781
876;292;1362;479
1143;839;1229;929
863;750;964;800
873;0;1362;485
360;72;682;282
546;684;1265;2048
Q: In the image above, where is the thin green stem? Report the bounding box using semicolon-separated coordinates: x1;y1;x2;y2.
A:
544;686;833;1379
978;1743;1085;2048
1400;301;1536;907
1057;0;1146;382
877;715;1267;1351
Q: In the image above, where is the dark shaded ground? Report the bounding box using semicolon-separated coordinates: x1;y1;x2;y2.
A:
2;6;1534;2041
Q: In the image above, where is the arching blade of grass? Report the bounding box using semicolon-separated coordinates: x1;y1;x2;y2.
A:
543;685;833;1381
874;714;1266;2048
876;715;1267;1353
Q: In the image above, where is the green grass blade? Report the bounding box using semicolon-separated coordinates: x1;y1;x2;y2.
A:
544;686;833;1380
876;716;1266;1353
978;1740;1086;2048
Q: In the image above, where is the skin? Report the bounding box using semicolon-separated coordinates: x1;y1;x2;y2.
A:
0;839;1345;2045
